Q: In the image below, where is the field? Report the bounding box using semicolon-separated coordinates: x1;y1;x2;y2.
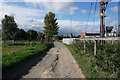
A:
2;41;53;69
66;41;120;78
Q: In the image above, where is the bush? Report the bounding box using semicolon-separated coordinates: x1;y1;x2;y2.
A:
95;42;120;78
67;41;120;78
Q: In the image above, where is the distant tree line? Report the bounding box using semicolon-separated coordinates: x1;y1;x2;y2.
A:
54;35;80;40
1;15;44;41
2;12;59;42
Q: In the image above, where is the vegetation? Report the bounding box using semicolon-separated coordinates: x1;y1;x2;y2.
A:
1;15;43;41
2;43;53;69
1;12;57;71
17;29;27;40
2;15;18;40
66;41;120;78
54;35;80;40
43;12;59;41
37;32;43;40
27;29;38;40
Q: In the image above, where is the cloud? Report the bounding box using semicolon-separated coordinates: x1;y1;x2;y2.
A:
58;15;62;18
95;11;100;18
105;17;117;26
3;0;120;2
1;2;46;32
109;6;118;13
70;7;79;15
24;1;79;15
58;20;100;35
80;9;87;14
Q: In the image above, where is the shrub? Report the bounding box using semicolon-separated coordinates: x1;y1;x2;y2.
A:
68;41;120;78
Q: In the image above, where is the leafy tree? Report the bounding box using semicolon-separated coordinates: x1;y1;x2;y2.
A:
43;12;59;41
2;15;18;40
71;33;73;38
27;29;38;40
17;29;27;40
37;32;42;40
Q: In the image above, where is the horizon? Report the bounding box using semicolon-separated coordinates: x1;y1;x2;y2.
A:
0;1;118;35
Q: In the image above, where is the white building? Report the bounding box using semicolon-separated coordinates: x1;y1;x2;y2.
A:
105;32;117;37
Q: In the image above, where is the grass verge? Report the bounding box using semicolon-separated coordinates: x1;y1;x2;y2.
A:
65;42;119;78
2;43;53;69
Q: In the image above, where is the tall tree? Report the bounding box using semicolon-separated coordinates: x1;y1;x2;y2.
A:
37;32;42;40
17;29;27;40
27;29;38;40
43;12;59;41
2;15;18;40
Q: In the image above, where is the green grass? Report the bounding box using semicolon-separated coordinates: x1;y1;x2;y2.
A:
2;43;53;69
2;41;42;54
65;41;120;78
57;40;62;43
2;46;30;54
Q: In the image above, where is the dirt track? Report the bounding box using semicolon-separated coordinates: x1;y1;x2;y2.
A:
22;41;85;78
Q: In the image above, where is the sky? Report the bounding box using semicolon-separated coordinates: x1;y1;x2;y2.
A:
0;0;119;35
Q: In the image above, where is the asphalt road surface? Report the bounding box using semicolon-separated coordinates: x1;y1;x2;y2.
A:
22;41;85;78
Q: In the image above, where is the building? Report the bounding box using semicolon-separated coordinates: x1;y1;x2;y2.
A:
105;32;117;37
80;33;100;38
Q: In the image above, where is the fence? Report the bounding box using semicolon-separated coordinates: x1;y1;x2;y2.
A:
2;40;41;45
74;37;120;55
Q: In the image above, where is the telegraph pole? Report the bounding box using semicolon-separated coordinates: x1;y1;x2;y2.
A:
100;2;105;38
99;0;112;44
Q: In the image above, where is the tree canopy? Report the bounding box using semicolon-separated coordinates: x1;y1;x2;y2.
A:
43;12;59;41
27;29;38;40
2;15;18;40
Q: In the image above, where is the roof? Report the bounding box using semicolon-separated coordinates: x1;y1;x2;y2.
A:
86;33;100;36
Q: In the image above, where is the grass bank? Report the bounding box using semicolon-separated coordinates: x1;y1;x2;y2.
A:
65;42;119;78
2;43;53;69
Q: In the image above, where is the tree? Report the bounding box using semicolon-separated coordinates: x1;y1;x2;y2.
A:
27;29;38;40
43;12;59;41
71;33;73;38
2;15;18;40
37;32;42;40
17;29;27;40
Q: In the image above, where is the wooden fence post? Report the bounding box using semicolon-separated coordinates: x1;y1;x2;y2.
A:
94;40;97;55
84;40;86;53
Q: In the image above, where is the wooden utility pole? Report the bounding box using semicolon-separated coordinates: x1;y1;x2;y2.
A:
100;2;105;38
99;0;112;44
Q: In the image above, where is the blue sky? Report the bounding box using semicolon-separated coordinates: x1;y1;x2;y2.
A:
0;1;118;35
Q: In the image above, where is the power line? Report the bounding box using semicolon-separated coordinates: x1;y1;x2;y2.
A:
85;2;93;33
92;0;97;33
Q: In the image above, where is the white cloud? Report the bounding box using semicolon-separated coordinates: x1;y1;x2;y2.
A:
105;17;117;26
80;9;87;14
24;1;79;15
70;7;79;15
109;6;118;13
3;0;120;2
58;20;100;35
95;11;100;18
1;2;46;32
58;15;62;18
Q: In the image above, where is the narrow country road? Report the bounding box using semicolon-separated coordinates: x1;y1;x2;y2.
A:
22;41;85;78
